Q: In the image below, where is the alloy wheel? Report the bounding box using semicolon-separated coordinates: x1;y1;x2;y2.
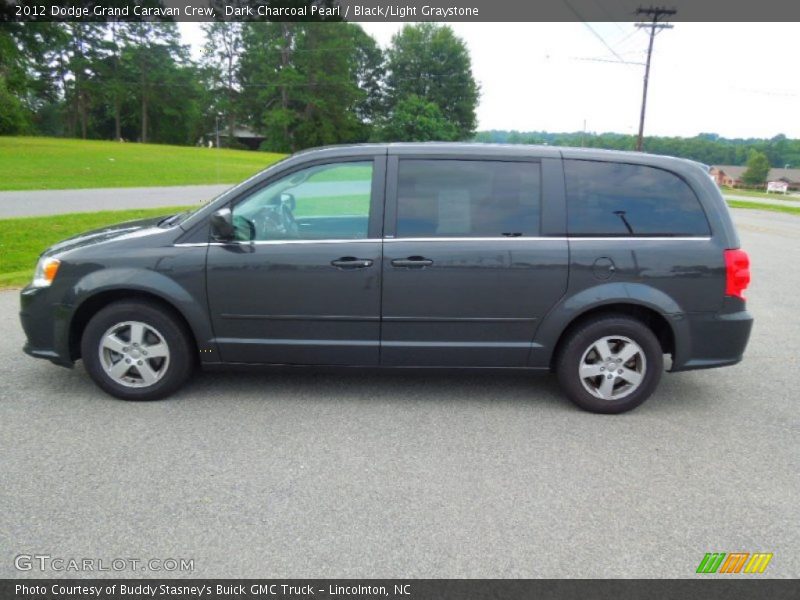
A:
578;335;647;400
98;321;171;388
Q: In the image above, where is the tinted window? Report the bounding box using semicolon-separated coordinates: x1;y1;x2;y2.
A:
396;160;541;238
565;160;710;236
232;162;372;241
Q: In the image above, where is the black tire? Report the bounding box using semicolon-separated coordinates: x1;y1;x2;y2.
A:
556;315;663;414
80;300;194;401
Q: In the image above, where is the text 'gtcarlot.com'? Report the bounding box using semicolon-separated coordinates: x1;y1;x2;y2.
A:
13;554;194;573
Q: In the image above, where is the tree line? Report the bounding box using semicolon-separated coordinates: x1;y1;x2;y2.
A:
4;20;797;169
0;21;479;151
476;130;800;169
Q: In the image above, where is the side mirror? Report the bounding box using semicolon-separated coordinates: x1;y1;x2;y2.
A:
209;208;235;241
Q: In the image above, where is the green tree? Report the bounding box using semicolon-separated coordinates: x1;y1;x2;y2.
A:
349;24;384;135
472;129;800;170
98;21;132;141
120;23;202;144
0;26;31;134
377;94;457;142
52;23;108;139
239;22;302;152
240;22;379;152
0;22;62;134
0;77;29;134
384;24;478;140
741;150;771;185
290;23;365;148
202;22;243;145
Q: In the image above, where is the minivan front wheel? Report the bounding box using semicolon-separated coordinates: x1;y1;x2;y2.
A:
98;321;170;388
556;316;663;414
81;301;194;400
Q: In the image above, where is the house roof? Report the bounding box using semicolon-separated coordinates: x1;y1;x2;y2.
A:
711;165;747;180
209;126;266;139
767;167;800;182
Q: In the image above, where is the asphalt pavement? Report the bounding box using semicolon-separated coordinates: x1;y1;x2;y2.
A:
0;181;373;218
0;208;798;578
0;184;230;218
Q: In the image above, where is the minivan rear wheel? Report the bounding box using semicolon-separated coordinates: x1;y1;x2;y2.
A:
81;301;194;401
556;315;663;414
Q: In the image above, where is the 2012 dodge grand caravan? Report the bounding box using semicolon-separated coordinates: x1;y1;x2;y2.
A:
20;144;752;413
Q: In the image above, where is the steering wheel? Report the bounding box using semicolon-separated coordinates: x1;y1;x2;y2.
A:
279;196;299;237
253;194;299;238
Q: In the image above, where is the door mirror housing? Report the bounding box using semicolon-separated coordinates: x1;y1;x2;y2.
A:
210;208;235;240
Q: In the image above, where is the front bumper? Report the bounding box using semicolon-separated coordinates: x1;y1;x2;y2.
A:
670;308;753;372
19;285;74;368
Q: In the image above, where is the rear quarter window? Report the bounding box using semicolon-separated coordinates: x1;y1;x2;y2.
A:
565;160;710;237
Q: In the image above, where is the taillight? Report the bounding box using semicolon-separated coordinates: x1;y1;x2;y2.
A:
724;249;750;300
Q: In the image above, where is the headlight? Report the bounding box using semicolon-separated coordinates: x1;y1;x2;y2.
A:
32;257;61;287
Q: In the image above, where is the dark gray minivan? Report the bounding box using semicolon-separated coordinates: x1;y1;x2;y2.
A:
20;143;752;413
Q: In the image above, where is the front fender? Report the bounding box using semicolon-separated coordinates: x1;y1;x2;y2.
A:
66;267;218;362
529;282;690;369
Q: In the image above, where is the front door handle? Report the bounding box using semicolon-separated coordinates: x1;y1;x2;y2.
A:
391;256;434;268
331;256;373;269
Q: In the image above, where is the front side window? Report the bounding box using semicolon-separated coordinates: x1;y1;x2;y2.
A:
565;160;710;236
232;161;373;241
396;160;541;238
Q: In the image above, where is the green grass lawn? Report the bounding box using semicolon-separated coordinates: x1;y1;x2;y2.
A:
721;186;799;201
0;136;286;191
293;194;369;216
0;206;191;288
727;199;800;216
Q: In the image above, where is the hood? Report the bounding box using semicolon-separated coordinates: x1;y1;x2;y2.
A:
43;215;170;257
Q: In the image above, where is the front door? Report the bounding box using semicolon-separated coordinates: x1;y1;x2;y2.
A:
380;156;569;367
207;157;384;365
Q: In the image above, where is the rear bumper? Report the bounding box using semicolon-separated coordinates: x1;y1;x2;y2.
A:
670;309;753;372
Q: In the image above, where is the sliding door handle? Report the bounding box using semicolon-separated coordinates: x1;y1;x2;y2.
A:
331;257;373;269
391;256;434;268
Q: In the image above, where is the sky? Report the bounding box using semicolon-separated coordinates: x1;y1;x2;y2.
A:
178;22;800;139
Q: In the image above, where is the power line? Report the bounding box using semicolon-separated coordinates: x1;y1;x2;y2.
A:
562;0;632;66
634;5;676;151
589;0;626;33
571;56;645;66
611;26;647;53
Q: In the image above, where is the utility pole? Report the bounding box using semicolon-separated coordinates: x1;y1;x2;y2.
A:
635;6;676;151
